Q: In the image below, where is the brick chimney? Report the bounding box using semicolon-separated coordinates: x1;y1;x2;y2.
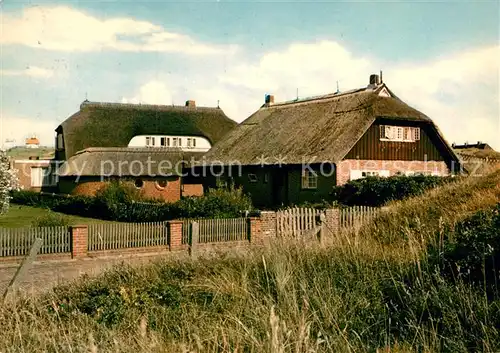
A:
265;94;275;105
185;100;196;107
369;74;380;86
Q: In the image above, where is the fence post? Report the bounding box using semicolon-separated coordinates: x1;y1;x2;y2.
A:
189;221;199;258
70;225;88;259
2;238;43;303
318;213;326;244
167;220;183;251
248;217;263;245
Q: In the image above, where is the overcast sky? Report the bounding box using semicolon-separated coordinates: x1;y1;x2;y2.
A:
1;0;499;149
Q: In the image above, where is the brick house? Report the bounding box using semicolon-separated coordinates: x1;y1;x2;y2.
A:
55;100;236;201
10;157;57;192
201;74;461;207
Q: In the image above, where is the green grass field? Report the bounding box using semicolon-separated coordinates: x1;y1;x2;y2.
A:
0;204;112;228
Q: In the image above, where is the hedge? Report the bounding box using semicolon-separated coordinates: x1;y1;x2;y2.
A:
10;185;253;222
332;175;454;207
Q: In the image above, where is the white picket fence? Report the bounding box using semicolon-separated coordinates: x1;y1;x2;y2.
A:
339;206;380;230
182;218;248;244
276;207;324;237
0;226;70;257
88;222;167;251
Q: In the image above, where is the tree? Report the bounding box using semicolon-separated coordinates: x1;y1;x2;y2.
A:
0;149;19;215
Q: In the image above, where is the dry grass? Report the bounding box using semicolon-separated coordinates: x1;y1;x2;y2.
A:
1;171;500;352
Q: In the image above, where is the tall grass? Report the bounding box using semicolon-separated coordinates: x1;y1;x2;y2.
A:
1;171;499;352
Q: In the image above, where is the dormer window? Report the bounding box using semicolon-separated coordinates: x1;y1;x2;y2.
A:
56;133;64;149
380;126;420;142
145;136;156;147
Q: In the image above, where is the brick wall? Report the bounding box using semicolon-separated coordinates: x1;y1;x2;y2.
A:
71;225;88;258
11;159;54;192
61;176;183;202
260;211;277;240
336;159;449;185
182;183;204;197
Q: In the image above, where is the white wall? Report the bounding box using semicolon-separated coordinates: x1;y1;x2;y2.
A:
127;135;212;152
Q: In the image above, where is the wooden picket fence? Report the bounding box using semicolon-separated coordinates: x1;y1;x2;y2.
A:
276;207;323;237
88;222;167;251
182;218;248;244
339;206;380;230
0;226;70;257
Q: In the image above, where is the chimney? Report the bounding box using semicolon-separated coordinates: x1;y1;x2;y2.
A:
185;100;196;107
265;94;275;105
369;74;380;86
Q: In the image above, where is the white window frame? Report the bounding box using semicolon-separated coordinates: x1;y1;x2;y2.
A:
31;167;56;187
301;169;318;189
248;173;258;183
351;169;390;180
380;125;420;142
172;137;178;147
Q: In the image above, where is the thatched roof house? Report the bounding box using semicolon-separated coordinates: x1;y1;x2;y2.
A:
201;74;461;207
58;147;201;177
204;80;458;166
55;100;236;160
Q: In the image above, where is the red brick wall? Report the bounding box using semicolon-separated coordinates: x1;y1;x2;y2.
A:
61;176;182;202
182;183;204;197
336;159;449;185
11;160;52;192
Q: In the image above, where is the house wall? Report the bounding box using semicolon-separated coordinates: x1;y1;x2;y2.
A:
11;159;57;192
286;165;336;206
336;160;449;185
202;165;336;208
58;176;183;202
345;121;449;162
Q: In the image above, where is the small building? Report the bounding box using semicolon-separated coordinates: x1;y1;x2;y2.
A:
10;157;57;192
25;135;40;149
201;74;461;207
54;100;236;200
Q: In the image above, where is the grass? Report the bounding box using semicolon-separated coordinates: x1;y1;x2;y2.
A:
6;146;55;160
0;204;114;228
0;171;499;352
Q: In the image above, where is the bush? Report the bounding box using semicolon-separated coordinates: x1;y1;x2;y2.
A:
11;185;253;222
31;211;70;227
332;175;452;207
428;203;500;294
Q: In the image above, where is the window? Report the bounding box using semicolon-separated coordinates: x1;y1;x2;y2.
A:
31;167;55;187
56;133;64;149
350;170;390;181
172;138;178;147
192;138;196;147
156;179;167;189
380;125;420;142
248;173;258;183
178;138;182;147
134;179;144;188
160;137;167;147
301;169;318;189
362;171;379;177
146;136;155;147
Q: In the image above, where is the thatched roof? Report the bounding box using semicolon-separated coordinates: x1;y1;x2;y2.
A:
58;147;203;177
57;101;237;159
204;84;457;165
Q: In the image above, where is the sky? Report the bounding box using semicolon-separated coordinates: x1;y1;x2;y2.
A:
1;0;499;150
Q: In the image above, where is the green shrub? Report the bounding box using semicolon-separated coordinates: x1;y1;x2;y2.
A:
428;202;500;294
11;185;253;222
332;175;452;207
31;211;70;227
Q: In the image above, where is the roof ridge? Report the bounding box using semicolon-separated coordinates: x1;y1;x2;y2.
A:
75;147;185;155
80;101;221;112
263;87;374;109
